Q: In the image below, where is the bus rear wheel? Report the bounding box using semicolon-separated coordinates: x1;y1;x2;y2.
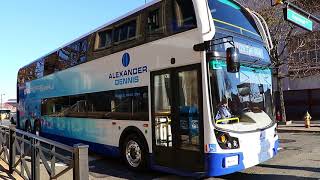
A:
122;134;147;170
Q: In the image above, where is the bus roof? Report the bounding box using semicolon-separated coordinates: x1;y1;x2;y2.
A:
20;0;161;70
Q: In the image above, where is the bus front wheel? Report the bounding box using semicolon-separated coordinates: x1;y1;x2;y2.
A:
122;134;147;170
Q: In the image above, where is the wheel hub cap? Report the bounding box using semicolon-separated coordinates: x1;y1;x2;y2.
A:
125;140;141;168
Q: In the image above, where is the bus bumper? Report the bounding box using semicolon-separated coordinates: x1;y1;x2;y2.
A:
205;139;279;177
205;152;245;177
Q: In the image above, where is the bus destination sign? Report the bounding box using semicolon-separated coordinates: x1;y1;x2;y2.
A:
284;7;313;31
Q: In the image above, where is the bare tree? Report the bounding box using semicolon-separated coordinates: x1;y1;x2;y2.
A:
238;0;320;122
287;31;320;78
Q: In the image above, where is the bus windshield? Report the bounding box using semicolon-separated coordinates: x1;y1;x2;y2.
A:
208;0;262;41
209;59;274;132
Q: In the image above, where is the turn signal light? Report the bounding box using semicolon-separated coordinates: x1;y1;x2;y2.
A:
220;135;227;143
215;130;240;149
275;0;283;5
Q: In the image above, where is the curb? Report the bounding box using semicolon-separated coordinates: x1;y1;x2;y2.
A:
277;129;320;133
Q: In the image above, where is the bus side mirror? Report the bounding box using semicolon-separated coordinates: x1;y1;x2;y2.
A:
226;47;240;73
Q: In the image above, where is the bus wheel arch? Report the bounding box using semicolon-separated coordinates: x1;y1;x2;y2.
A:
119;126;149;170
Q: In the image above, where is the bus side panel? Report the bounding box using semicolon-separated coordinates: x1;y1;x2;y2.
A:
21;29;202;155
40;117;151;157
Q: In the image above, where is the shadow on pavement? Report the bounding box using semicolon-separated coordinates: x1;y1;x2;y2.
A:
88;157;319;180
219;172;318;180
258;164;320;173
89;157;176;180
279;139;296;143
0;161;21;180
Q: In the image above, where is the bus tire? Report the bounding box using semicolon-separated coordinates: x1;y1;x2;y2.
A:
122;134;147;170
34;120;41;136
25;120;32;133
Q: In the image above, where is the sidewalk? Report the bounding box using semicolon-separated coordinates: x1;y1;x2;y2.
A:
0;159;23;180
277;120;320;133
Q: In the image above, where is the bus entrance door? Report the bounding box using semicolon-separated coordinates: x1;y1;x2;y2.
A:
151;65;204;172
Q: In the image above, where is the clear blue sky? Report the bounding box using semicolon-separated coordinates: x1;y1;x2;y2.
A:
0;0;150;102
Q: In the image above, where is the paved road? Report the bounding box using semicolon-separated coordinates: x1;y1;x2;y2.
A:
2;120;319;180
87;133;320;180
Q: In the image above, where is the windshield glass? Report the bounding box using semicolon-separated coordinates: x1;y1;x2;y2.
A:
208;0;262;41
209;59;274;132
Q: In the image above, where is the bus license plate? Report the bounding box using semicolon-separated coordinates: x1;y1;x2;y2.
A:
225;155;239;168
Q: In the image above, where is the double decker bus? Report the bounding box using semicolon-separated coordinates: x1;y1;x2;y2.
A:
17;0;278;177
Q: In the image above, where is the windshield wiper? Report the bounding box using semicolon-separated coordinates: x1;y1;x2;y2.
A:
248;59;259;68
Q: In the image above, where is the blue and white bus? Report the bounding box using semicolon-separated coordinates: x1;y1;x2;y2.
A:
17;0;278;177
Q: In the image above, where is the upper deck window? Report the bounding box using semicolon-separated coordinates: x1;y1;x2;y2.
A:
97;30;112;48
147;9;160;32
114;19;137;43
58;38;88;69
172;0;197;32
18;62;39;85
208;0;261;40
44;53;59;76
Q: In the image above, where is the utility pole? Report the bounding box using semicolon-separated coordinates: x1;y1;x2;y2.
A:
0;93;4;123
0;93;4;110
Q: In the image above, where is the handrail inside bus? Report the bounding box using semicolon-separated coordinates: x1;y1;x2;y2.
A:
216;117;240;124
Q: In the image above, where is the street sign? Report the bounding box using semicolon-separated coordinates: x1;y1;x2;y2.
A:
284;7;313;31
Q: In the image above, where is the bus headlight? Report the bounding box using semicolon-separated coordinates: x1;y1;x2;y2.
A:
215;130;240;149
233;140;239;148
227;142;232;149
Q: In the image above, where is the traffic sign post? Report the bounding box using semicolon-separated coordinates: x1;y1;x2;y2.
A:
272;0;319;32
284;7;313;31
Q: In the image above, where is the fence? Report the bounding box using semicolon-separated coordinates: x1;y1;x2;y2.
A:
0;125;89;180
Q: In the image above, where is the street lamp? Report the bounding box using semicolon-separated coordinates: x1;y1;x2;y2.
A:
0;93;5;110
0;93;4;123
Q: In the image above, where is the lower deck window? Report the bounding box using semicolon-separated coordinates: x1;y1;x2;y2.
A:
41;87;149;121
